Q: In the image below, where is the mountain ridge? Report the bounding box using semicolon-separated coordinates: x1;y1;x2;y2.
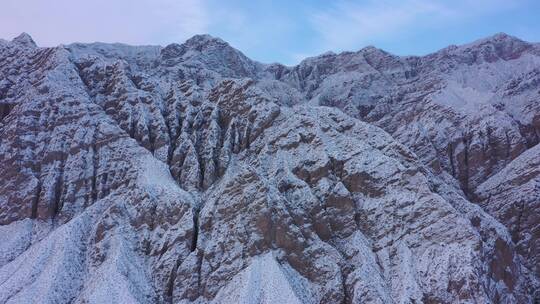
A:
6;31;537;65
0;31;539;303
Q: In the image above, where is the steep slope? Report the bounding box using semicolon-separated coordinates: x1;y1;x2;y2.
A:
0;32;539;303
268;33;540;195
475;142;540;296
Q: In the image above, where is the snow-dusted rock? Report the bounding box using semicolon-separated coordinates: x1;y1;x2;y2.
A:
0;32;539;303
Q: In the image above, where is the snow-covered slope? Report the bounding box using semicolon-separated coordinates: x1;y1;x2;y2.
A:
0;32;539;303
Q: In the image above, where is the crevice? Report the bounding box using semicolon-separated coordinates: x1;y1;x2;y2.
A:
0;103;15;121
51;154;66;218
340;267;350;304
198;155;205;190
129;114;136;139
31;180;41;219
507;111;540;150
166;256;182;303
91;141;99;202
244;124;252;150
148;118;156;154
461;134;471;196
165;96;181;165
195;250;204;298
100;172;109;198
447;142;456;177
513;200;526;245
503;130;512;161
191;208;200;252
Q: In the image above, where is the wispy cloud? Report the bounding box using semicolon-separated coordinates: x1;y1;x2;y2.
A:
0;0;537;64
311;0;447;50
0;0;209;46
146;0;209;44
309;0;526;53
203;1;307;64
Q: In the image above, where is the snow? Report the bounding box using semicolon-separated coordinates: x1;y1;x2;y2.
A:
212;252;310;304
0;219;33;267
136;154;194;205
0;210;92;303
432;79;494;113
1;31;539;303
76;230;157;304
477;141;540;194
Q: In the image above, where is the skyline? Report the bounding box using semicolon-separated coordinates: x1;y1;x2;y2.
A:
1;0;540;65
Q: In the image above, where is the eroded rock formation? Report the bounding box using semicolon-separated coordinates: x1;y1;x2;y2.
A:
0;32;539;303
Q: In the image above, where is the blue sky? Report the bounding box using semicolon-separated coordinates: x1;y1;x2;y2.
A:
1;0;539;65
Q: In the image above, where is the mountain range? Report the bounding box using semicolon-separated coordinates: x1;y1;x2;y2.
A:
0;32;539;303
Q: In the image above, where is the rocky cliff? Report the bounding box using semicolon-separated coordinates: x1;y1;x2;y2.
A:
0;32;539;303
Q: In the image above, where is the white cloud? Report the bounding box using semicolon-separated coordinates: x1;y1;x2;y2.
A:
309;0;526;52
312;0;445;49
0;0;209;46
0;0;534;64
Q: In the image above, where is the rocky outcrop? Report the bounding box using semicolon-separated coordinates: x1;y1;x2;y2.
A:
475;143;540;300
270;33;539;196
0;32;539;303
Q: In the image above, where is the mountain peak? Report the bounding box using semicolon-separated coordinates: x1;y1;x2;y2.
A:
358;45;393;57
161;34;231;61
431;32;533;62
159;34;260;78
463;32;527;49
11;32;37;48
183;34;228;49
491;32;513;40
1;30;540;304
360;45;383;52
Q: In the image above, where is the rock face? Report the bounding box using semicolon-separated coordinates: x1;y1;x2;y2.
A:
0;32;539;303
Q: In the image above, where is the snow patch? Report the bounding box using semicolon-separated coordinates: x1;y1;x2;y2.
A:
136;154;193;204
212;252;310;304
432;80;493;114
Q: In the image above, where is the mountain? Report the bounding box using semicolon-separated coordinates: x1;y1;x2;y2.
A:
0;32;539;303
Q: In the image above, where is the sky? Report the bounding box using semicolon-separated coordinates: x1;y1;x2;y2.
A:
1;0;540;65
